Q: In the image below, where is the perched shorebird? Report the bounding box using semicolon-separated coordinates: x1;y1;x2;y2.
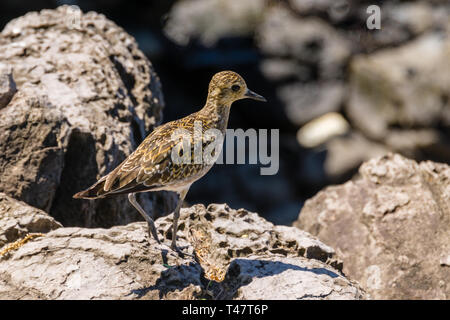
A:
73;71;266;252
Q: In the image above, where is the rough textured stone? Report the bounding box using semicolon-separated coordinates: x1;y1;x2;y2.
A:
0;6;175;228
0;192;62;248
229;255;362;300
0;68;16;109
0;203;366;300
295;153;450;299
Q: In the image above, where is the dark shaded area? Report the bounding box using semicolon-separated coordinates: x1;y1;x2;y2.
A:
50;129;99;226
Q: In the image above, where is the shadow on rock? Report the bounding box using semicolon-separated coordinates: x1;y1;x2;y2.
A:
131;261;203;299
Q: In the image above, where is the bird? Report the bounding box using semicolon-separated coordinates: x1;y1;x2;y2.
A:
73;71;266;252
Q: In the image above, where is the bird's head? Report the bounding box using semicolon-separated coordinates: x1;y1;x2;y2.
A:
207;71;266;105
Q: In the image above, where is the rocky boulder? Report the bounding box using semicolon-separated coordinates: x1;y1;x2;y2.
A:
0;192;61;248
0;6;175;228
295;153;450;299
0;203;366;300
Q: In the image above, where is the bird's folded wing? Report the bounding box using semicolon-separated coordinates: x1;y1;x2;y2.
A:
103;134;179;194
102;122;199;195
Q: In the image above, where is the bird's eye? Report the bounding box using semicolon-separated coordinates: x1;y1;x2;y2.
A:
231;84;240;92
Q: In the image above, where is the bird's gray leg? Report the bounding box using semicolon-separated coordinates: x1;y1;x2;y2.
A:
128;193;160;244
171;187;189;250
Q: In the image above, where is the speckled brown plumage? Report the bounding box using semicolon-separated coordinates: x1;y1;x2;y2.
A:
73;71;266;251
73;111;217;198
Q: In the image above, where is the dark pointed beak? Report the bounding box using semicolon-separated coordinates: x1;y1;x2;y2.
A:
244;89;267;102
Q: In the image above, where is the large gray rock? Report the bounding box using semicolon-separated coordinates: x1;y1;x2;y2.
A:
0;6;174;228
295;153;450;299
0;192;61;248
226;254;362;300
0;203;366;300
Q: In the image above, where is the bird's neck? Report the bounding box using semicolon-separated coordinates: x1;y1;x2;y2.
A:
200;97;232;131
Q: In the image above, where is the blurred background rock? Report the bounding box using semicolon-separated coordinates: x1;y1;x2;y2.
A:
1;0;449;226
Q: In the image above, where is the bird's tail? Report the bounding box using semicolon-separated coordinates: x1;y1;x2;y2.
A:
73;176;107;199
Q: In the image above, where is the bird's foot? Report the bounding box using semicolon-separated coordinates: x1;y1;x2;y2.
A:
171;242;193;258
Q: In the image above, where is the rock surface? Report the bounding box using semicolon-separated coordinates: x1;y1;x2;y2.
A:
0;193;62;248
0;68;16;109
0;203;366;300
0;6;175;228
295;153;450;299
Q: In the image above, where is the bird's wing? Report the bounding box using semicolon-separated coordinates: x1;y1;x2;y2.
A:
102;116;202;195
73;112;221;199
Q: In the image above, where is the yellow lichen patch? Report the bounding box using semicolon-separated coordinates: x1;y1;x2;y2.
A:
0;233;45;257
189;227;227;283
